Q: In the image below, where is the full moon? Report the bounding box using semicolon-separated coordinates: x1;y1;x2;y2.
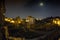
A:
40;2;44;6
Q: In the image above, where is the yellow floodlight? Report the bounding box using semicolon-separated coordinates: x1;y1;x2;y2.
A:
18;21;21;23
53;19;60;26
5;18;8;21
10;20;15;23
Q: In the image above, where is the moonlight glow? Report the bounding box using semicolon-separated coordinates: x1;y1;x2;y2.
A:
40;2;44;6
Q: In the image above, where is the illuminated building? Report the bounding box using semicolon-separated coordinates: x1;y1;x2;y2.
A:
26;16;36;29
53;18;60;26
15;16;23;24
26;16;35;24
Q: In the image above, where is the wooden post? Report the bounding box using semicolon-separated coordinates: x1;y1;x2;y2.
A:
4;26;9;40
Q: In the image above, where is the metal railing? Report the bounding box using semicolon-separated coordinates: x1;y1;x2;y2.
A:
4;26;25;40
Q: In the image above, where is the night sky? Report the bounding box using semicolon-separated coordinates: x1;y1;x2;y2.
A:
5;0;60;18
